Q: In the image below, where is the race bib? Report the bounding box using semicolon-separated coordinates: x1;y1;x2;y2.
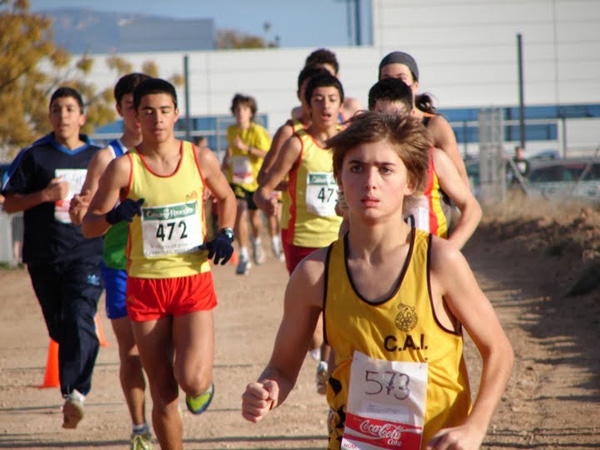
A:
305;172;338;217
341;351;428;450
404;195;430;233
54;168;87;224
140;201;203;258
232;155;253;184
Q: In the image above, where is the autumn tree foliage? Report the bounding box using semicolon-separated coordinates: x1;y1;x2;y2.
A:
0;0;182;159
0;1;108;155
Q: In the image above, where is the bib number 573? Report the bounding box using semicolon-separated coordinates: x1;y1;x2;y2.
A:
364;370;411;400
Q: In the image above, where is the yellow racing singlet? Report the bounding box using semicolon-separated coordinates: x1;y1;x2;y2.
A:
226;122;271;192
324;229;471;449
280;119;305;231
287;128;342;248
126;141;210;279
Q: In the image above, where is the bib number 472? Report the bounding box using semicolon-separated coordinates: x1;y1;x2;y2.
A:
156;221;188;241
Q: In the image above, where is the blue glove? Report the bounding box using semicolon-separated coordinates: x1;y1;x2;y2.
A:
205;232;234;265
106;198;145;224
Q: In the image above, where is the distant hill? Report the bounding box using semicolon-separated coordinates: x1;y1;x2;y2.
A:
38;8;142;54
37;8;215;54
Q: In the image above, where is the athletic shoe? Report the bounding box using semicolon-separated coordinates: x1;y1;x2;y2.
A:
252;241;265;265
316;361;329;395
62;390;85;429
271;241;286;262
186;383;214;415
236;257;251;275
130;430;153;450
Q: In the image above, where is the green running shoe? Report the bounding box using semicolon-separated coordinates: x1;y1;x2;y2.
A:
130;431;153;450
185;383;214;415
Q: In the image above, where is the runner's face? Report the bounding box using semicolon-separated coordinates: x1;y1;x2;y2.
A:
136;93;178;143
379;63;419;95
340;140;413;224
49;97;85;143
309;86;341;127
117;93;141;137
233;104;252;127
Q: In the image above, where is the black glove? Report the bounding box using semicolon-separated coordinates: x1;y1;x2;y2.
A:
205;232;234;265
106;198;145;225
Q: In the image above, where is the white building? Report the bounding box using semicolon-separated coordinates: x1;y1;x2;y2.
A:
83;0;600;157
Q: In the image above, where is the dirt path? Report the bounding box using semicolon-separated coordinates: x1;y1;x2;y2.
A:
0;223;599;449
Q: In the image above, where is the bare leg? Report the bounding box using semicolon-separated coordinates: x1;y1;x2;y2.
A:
173;310;214;397
249;209;265;264
111;317;147;427
235;200;249;252
132;317;182;450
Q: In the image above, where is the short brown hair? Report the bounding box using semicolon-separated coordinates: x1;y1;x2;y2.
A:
230;93;258;121
327;111;431;193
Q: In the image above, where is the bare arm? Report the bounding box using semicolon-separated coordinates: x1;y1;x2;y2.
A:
233;135;268;159
433;148;482;249
220;147;231;173
69;148;113;225
3;177;68;213
257;123;294;184
428;240;514;449
197;146;236;231
81;156;131;238
254;135;301;216
429;115;470;188
241;249;326;422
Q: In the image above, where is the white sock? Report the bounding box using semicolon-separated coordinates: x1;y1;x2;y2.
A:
308;348;321;361
240;246;249;259
67;389;85;403
271;235;281;249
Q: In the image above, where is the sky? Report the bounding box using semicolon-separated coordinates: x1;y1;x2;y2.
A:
28;0;372;48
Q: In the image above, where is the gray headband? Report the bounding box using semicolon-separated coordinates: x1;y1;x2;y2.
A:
378;52;419;81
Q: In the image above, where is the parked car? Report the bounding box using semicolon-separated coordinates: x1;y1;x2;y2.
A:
464;155;600;202
526;158;600;201
527;148;560;160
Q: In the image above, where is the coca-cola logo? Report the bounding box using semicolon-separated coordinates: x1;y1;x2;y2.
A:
359;420;408;440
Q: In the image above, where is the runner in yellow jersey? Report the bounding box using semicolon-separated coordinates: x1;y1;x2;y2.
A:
222;93;271;275
242;112;513;450
257;65;331;266
82;78;236;450
254;71;344;273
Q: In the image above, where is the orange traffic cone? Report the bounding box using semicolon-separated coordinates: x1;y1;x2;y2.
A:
95;314;109;347
40;339;59;388
229;249;239;266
